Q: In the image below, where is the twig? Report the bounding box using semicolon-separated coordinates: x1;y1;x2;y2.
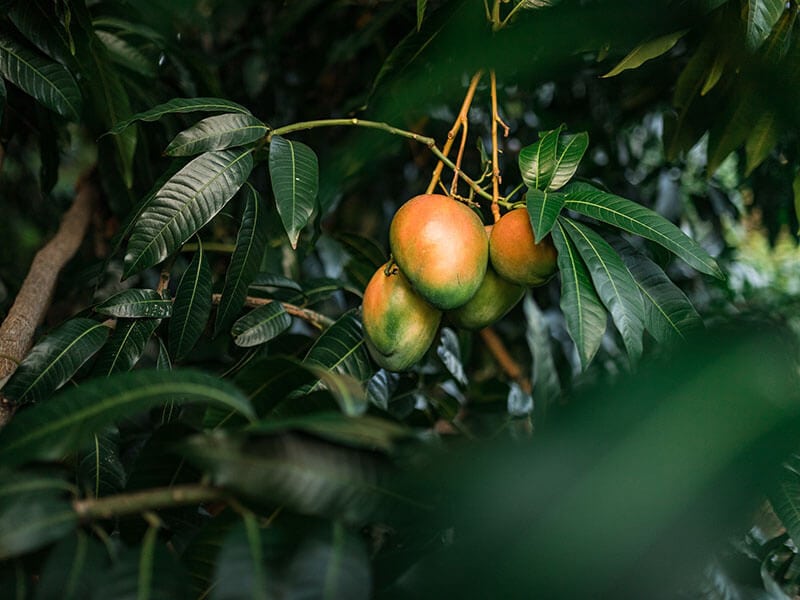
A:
479;327;532;394
211;293;334;330
0;170;98;426
489;70;502;223
73;484;226;522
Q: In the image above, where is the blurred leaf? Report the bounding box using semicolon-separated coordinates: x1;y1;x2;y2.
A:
523;295;561;425
794;169;800;234
561;218;644;362
95;289;172;318
417;0;427;30
307;367;368;417
707;82;761;175
436;327;467;386
181;513;237;598
2;318;110;406
304;310;372;384
156;338;171;371
123;148;253;277
215;184;268;336
269;135;319;249
231;302;291;348
602;29;687;77
124;423;202;492
700;48;728;96
0;78;4;123
0;369;255;468
169;243;213;361
76;427;125;498
0;487;76;560
768;453;800;547
34;532;107;600
551;221;607;370
211;515;268;600
165;113;267;156
109;96;251;135
335;232;387;270
94;30;155;77
563;182;723;278
0;28;81;119
745;111;777;175
526;189;566;242
745;0;785;51
367;369;399;411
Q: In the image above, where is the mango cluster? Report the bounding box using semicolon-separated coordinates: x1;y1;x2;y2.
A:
362;194;557;371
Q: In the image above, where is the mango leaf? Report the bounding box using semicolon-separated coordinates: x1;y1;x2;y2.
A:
563;182;723;278
306;368;368;417
561;218;645;362
436;327;466;386
269;135;319;249
794;169;800;234
156;338;171;371
0;29;81;119
231;302;291;348
706;82;761;175
95;289;172;318
123;148;253;277
366;369;399;411
95;30;154;77
165;113;268;157
182;513;237;598
0;491;76;560
601;29;687;77
0;369;255;468
519;126;588;192
335;232;387;270
211;515;268;600
2;318;110;406
744;111;777;175
215;185;268;336
108;96;251;135
93;318;160;376
551;221;607;370
35;532;108;600
304;311;372;383
526;189;566;242
0;78;5;124
417;0;427;30
745;0;785;51
76;427;126;498
768;453;800;546
612;239;702;344
523;294;561;425
169;243;213;361
8;1;76;67
249;272;304;293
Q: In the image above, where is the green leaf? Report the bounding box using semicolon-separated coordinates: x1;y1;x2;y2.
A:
269;135;319;249
768;453;800;546
0;78;5;124
123;148;253;277
601;30;687;78
304;311;372;384
0;369;255;468
8;1;76;67
156;338;171;371
0;29;81;119
519;126;588;192
35;532;108;600
95;289;172;318
417;0;427;30
108;96;251;135
744;111;777;175
94;30;155;77
523;294;561;425
165;113;268;156
563;182;723;278
211;516;268;600
169;243;213;361
93;318;160;376
2;318;109;406
706;83;760;175
794;169;800;234
215;184;268;336
306;368;368;417
745;0;785;51
436;327;466;386
231;302;291;348
526;189;566;242
561;218;645;362
0;493;76;560
76;427;126;498
334;232;387;270
551;221;607;370
613;240;702;344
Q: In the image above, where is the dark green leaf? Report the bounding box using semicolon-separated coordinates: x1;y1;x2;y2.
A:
9;1;76;66
526;189;566;242
417;0;427;30
95;289;172;318
563;181;723;278
108;96;251;135
551;220;607;370
768;454;800;547
182;513;236;598
211;516;268;600
165;113;268;156
95;30;155;77
523;294;561;425
35;532;108;600
249;272;303;293
601;30;687;77
123;148;253;277
76;427;126;498
745;0;785;50
156;338;171;371
269;135;319;249
706;83;761;175
169;243;213;361
2;318;110;406
0;78;5;123
0;369;255;468
744;111;777;175
0;493;76;560
215;185;268;336
561;218;645;361
234;356;317;419
335;232;387;270
124;424;201;492
231;302;291;348
307;367;368;417
0;472;75;499
519;126;560;191
304;311;372;384
0;29;81;119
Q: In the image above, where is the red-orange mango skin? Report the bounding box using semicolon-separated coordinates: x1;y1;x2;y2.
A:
362;263;441;372
489;208;558;286
389;194;488;310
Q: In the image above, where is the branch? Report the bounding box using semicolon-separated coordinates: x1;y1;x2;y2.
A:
490;71;502;223
211;293;334;330
0;171;98;425
73;484;226;522
479;327;532;394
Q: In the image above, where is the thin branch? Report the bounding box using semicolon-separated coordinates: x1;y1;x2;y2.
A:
73;484;226;522
489;70;502;223
0;170;98;426
479;327;532;394
211;293;334;330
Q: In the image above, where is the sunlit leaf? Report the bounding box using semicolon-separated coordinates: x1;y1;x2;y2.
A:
108;96;251;135
2;318;110;406
123;148;253;277
269;135;319;249
519;126;560;191
551;220;607;369
0;369;255;468
601;29;687;77
165;113;267;156
169;243;213;361
745;0;785;50
231;302;291;348
94;289;172;318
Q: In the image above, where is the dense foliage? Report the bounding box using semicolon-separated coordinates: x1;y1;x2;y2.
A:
0;0;799;598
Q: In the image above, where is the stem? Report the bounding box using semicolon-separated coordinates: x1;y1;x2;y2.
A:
480;327;532;394
490;71;502;223
503;182;526;204
183;242;236;254
211;293;334;330
73;484;226;521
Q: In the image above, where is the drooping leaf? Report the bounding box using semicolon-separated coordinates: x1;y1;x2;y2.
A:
231;302;292;348
601;30;687;77
269;135;319;249
0;369;255;468
165;113;268;156
563;181;723;278
76;427;126;498
745;0;785;50
34;532;108;600
523;294;561;425
94;30;155;77
123;148;253;277
706;82;761;175
551;220;607;370
2;318;110;406
561;218;645;362
95;289;172;318
169;243;213;361
108;96;251;135
0;29;81;119
0;492;76;560
304;310;372;384
526;189;566;242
